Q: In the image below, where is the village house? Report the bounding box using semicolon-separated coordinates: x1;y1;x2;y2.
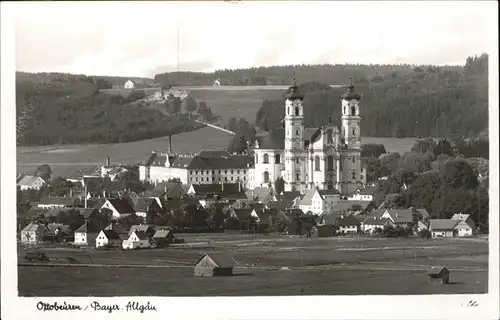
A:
128;224;156;238
194;253;236;277
133;198;163;219
77;208;100;223
347;186;374;201
46;223;72;238
145;182;187;200
95;229;123;248
151;228;175;247
361;216;393;233
451;213;476;236
298;188;340;215
228;208;258;230
380;207;428;230
122;230;151;250
139;150;250;186
17;175;48;191
20;222;50;244
332;199;374;215
104;223;128;238
246;187;277;206
429;219;459;238
124;79;135;89
74;221;101;246
336;215;361;234
275;191;301;209
100;198;136;220
187;182;247;207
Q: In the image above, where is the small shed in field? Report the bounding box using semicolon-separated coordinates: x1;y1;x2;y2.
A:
194;253;236;277
428;266;450;284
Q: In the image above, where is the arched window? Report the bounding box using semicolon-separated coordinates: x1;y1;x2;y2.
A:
327;129;333;144
263;153;269;164
295;106;299;116
352;128;356;136
275;154;281;164
314;156;320;171
327;155;334;171
287;107;290;115
255;154;259;164
343;107;346;115
263;171;270;183
352;171;356;180
351;106;356;116
296;172;300;180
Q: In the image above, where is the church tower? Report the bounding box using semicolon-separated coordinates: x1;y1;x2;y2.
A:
340;78;363;195
284;76;307;193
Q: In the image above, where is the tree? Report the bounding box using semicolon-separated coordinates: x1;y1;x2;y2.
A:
227;133;248;154
433;139;454;157
97;208;113;229
183;96;198;114
96;78;113;90
442;159;478;190
227;117;238;133
379;153;401;176
364;157;383;182
127;90;146;103
35;164;52;181
274;177;285;195
411;139;437;154
361;144;387;158
400;152;431;173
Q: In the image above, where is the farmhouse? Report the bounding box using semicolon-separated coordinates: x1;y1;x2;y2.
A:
451;213;476;236
336;215;360;234
139;150;250;186
429;219;459;238
128;224;156;238
332;200;374;215
104;223;128;238
95;230;122;248
21;222;49;244
298;188;340;215
428;266;451;284
122;230;151;250
246;187;277;205
187;183;247;205
124;80;135;89
134;198;163;219
347;186;374;201
380;207;427;229
17;175;48;191
361;217;392;233
151;228;175;247
77;208;99;222
229;208;258;230
100;198;136;220
74;221;101;246
194;253;236;277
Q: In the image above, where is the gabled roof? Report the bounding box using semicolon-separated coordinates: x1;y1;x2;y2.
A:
78;208;99;219
355;186;375;196
297;188;316;206
363;217;391;226
232;208;254;221
134;198;157;212
104;198;136;214
317;213;340;225
333;200;373;213
130;230;150;240
429;219;459;230
451;213;471;221
190;183;245;199
83;198;107;209
17;175;46;187
22;222;49;233
128;224;154;235
267;201;287;210
384;208;419;224
153;229;173;238
101;229;121;240
276;191;301;206
104;223;128;234
318;189;340;197
250;187;274;203
195;253;236;268
257;128;285;150
74;221;100;233
247;202;266;211
336;215;361;227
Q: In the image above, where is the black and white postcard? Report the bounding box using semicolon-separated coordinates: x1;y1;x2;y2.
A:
1;1;498;319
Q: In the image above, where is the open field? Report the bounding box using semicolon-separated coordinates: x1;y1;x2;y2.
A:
17;129;418;177
18;235;488;296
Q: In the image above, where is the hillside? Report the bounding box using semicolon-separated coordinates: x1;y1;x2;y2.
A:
254;54;489;139
16;71;154;88
16;80;200;146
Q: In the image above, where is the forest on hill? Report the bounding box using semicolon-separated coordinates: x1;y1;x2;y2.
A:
15;79;200;145
254;54;489;139
16;72;154;88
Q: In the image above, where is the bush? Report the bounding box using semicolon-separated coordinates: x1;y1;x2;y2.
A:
418;229;432;239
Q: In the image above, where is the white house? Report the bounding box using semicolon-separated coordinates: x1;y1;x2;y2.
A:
454;220;474;237
95;230;123;248
100;199;136;220
336;215;360;234
74;221;100;246
213;79;221;86
20;222;49;244
451;213;476;236
124;80;135;89
347;186;374;201
298;188;340;215
361;217;392;233
122;230;150;250
17;175;48;191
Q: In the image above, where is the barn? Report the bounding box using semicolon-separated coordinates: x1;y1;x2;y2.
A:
194;253;236;277
428;266;451;284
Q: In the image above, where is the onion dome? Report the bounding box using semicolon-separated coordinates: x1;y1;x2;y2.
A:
284;74;305;100
341;77;361;100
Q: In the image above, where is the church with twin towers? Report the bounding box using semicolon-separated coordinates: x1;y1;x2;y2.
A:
249;77;366;196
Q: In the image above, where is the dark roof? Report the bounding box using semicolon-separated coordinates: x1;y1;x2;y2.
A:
196;253;236;268
277;191;301;206
131;230;150;240
333;200;373;213
83;198;107;209
190;183;246;199
356;186;375;195
128;224;155;235
341;80;361;101
232;208;254;221
428;266;450;275
102;229;121;240
74;221;100;233
153;229;173;238
198;150;230;157
318;189;340;197
363;217;391;226
267;201;287;210
256;210;271;223
317;213;341;225
336;215;361;227
106;198;135;214
78;208;99;219
284;82;305;100
247;202;266;211
134;198;157;212
429;219;459;230
104;223;127;234
258;128;285;149
198;155;250;169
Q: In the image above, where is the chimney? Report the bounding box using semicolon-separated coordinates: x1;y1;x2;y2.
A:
169;135;172;153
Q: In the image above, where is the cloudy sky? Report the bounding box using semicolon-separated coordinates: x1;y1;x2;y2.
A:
11;1;497;78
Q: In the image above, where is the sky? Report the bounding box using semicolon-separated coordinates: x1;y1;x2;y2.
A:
10;1;497;78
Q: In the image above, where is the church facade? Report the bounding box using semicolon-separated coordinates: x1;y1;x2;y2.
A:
249;79;366;196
